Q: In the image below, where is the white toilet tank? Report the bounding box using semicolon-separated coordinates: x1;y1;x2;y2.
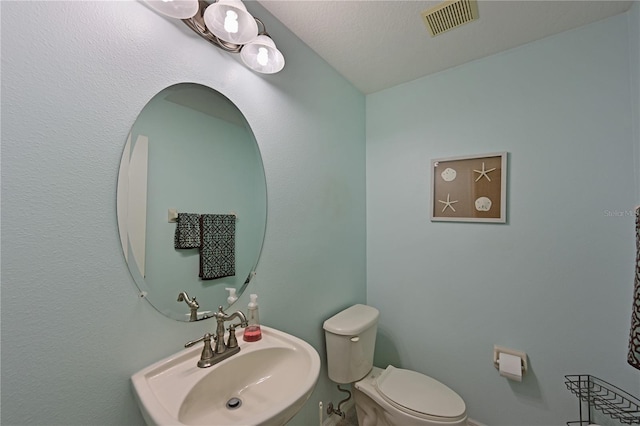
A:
323;304;379;384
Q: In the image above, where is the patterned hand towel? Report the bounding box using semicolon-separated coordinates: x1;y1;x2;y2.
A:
199;214;236;280
628;206;640;370
174;213;201;249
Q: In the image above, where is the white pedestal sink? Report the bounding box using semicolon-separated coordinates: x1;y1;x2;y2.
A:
132;326;321;425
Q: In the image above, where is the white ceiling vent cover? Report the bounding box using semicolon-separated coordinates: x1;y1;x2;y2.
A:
421;0;479;37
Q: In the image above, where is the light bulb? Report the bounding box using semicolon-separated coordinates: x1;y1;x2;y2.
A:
224;10;239;34
203;0;258;45
256;47;269;66
143;0;199;19
240;35;285;74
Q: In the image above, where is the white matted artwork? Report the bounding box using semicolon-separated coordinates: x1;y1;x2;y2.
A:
430;152;507;223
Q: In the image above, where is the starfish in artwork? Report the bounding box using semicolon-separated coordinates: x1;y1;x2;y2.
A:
473;162;497;182
438;193;458;213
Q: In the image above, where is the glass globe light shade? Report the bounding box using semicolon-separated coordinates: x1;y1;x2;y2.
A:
240;35;285;74
143;0;199;19
203;0;259;45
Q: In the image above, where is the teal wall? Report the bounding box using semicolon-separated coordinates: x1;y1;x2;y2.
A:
366;8;640;426
1;1;366;425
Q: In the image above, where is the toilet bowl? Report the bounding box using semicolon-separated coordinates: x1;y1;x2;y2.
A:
354;366;467;426
323;304;468;426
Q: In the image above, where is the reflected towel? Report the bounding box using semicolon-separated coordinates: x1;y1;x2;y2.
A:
628;206;640;370
174;213;201;249
199;214;236;280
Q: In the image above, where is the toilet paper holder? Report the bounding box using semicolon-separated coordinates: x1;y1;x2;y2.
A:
493;345;528;375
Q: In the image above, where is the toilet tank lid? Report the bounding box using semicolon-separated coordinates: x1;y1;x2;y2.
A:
323;304;379;335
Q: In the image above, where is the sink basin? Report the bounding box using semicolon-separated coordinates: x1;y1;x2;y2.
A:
132;326;321;425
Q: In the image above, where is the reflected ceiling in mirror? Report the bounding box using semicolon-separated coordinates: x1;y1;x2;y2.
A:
117;83;267;321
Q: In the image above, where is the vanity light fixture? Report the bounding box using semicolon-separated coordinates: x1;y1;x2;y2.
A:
143;0;285;74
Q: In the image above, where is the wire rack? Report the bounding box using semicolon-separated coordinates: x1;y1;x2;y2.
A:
564;375;640;425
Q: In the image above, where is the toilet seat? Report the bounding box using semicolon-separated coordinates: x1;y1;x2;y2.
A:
373;366;466;422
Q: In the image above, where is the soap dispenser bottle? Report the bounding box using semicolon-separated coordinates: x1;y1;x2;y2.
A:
243;294;262;342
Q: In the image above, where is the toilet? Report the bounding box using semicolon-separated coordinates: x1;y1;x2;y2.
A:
323;304;468;426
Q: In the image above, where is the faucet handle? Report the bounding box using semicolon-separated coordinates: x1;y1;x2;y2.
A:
185;333;217;368
227;324;239;349
185;333;213;348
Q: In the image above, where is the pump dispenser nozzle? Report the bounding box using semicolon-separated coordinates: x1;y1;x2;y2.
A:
226;288;238;305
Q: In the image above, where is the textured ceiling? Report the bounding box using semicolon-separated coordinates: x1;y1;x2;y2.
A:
258;0;632;94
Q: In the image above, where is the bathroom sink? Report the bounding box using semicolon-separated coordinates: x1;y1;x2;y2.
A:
131;326;321;426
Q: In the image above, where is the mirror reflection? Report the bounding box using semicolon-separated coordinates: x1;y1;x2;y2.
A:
117;83;267;321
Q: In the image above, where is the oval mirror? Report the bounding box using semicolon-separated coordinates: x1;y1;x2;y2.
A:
117;83;267;321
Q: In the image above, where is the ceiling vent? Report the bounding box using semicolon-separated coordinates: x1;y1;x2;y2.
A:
421;0;478;37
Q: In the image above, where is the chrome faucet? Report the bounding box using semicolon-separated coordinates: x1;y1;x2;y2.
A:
177;291;199;322
185;306;248;368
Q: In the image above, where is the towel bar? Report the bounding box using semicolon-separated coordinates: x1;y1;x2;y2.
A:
168;209;238;223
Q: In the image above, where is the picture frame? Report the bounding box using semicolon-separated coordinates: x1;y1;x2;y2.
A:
430;152;507;223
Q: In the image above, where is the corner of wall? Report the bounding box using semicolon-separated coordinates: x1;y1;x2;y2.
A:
630;2;640;203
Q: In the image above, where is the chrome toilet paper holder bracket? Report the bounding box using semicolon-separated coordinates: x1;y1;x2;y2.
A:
493;345;528;375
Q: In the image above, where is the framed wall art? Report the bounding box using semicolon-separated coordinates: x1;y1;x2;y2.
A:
430;152;507;223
